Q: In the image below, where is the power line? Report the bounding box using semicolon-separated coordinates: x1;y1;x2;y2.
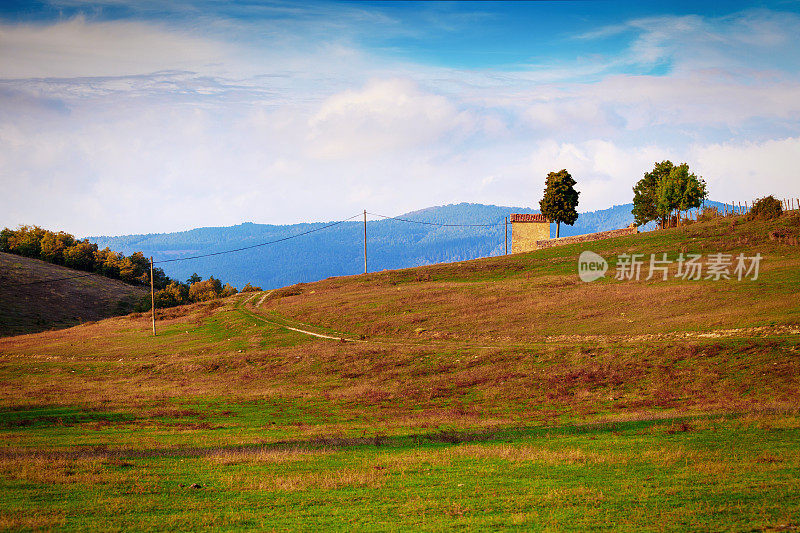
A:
2;210;503;289
366;211;505;228
155;213;362;264
3;213;362;288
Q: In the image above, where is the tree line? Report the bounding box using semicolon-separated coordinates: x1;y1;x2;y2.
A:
0;225;261;309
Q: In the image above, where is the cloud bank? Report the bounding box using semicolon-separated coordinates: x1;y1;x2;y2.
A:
0;3;798;236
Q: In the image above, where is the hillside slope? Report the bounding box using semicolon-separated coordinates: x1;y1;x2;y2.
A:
252;213;800;343
3;212;797;414
1;213;798;530
0;252;148;337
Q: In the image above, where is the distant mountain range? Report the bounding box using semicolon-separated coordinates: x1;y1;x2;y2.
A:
86;201;728;290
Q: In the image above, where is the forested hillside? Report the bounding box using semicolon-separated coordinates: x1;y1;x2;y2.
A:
85;202;670;290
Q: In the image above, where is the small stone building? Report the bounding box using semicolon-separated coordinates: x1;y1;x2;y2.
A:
510;213;550;253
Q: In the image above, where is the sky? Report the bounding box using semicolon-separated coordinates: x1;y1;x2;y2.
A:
1;0;799;236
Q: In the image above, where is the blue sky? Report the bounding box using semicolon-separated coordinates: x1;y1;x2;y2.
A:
1;0;799;235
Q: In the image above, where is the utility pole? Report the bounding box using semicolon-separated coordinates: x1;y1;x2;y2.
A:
363;210;368;274
504;216;508;255
150;256;156;336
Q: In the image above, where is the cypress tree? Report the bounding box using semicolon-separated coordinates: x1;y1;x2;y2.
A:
539;169;580;238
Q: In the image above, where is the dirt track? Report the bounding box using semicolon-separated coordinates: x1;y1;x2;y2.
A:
240;296;800;348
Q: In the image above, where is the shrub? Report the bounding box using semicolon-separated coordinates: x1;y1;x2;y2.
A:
135;295;152;312
156;281;190;308
189;277;223;302
220;283;238;297
748;196;783;221
698;206;719;222
7;225;46;258
240;283;262;293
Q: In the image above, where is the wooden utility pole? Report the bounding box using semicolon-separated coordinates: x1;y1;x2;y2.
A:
150;256;156;336
363;210;367;274
504;216;508;255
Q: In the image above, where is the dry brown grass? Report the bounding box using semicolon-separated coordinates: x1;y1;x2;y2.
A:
205;447;329;466
369;443;629;475
0;455;113;485
220;465;387;492
0;510;66;531
246;216;800;344
1;302;797;437
0;216;798;455
0;251;148;337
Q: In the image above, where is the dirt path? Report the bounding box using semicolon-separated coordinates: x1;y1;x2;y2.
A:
238;303;505;349
241;307;358;341
239;293;800;348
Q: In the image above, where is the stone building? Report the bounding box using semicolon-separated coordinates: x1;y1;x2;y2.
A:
511;213;638;253
510;213;550;253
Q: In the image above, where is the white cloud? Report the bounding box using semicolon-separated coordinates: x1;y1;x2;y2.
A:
0;16;234;78
690;137;800;202
307;78;474;158
523;140;666;211
594;73;800;130
603;9;800;74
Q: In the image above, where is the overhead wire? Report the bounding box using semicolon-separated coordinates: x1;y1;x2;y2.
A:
3;211;509;288
3;213;364;287
366;211;505;227
154;213;363;264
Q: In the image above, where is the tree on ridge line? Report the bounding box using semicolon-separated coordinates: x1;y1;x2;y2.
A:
539;169;580;238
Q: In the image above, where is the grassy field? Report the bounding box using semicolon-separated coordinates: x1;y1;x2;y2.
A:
0;213;799;530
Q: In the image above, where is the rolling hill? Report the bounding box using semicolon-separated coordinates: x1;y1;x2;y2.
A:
0;252;147;337
1;211;797;530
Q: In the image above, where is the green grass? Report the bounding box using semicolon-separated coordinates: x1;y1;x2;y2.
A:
1;414;798;531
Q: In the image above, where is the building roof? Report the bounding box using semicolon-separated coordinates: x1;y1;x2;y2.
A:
510;213;549;223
